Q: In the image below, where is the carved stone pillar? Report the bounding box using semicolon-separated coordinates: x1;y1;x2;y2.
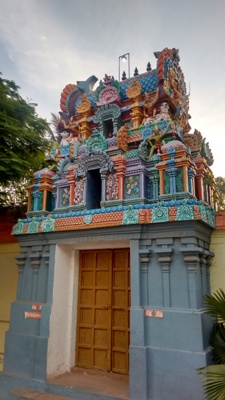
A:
100;170;107;202
195;159;206;201
155;248;173;307
83;176;87;207
139;168;145;198
182;165;188;192
76;95;92;140
188;169;196;195
33;191;41;211
180;248;202;309
159;169;164;195
41;249;50;302
149;171;159;200
166;164;178;194
78;118;91;140
29;252;42;301
139;249;152;305
125;79;143;129
66;167;76;206
130;103;143;129
15;254;27;300
113;155;127;200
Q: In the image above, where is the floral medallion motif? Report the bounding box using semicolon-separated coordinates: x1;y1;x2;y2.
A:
84;214;92;224
125;176;139;197
27;218;40;234
42;218;55;232
176;205;194;221
152;205;168;223
122;206;139;225
61;187;70;207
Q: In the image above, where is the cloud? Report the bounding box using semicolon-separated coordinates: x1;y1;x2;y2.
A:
1;0;225;177
0;1;88;91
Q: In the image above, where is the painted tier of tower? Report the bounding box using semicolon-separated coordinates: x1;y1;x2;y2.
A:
12;47;215;235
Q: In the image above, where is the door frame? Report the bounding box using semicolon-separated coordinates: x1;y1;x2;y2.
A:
46;239;130;379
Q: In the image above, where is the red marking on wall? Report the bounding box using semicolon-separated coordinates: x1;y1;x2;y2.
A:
145;309;164;318
32;304;42;310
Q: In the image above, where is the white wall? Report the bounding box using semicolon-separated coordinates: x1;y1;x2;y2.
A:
46;245;79;378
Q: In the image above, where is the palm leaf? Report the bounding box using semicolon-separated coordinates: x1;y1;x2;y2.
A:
210;323;225;364
203;289;225;323
198;365;225;400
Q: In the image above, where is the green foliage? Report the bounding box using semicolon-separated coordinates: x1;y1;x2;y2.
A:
0;73;51;206
203;289;225;323
0;179;29;207
209;323;225;365
215;177;225;211
198;365;225;400
0;73;50;184
198;289;225;399
50;112;61;143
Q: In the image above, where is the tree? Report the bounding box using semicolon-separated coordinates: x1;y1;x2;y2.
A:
50;112;61;144
0;73;51;206
215;177;225;211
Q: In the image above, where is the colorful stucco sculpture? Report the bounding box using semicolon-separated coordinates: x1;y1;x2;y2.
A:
12;47;215;235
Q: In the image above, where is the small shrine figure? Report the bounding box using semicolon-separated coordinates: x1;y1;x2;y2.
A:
60;131;70;146
157;102;170;121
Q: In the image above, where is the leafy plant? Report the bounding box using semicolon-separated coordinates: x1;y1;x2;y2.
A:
209;323;225;365
198;365;225;400
198;289;225;399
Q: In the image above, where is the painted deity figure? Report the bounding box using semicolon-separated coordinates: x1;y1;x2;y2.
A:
59;131;70;146
143;102;171;125
117;124;129;152
158;102;170;121
147;123;169;159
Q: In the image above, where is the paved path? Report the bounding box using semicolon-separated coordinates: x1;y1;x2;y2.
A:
0;371;128;400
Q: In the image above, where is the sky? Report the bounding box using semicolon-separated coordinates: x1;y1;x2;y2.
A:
0;0;225;177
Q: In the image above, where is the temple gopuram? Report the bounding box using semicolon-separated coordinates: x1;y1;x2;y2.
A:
5;48;215;400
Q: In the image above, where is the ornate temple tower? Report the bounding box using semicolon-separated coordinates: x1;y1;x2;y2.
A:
5;48;215;399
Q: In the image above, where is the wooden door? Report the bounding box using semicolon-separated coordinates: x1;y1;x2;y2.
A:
76;249;130;374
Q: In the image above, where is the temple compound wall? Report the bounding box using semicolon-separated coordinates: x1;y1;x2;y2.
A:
4;47;216;400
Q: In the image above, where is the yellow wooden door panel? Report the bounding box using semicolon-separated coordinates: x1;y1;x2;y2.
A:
93;250;111;371
76;251;95;368
76;249;130;374
111;249;130;374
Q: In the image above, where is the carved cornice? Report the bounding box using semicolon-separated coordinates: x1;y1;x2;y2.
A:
28;252;42;273
155;248;173;271
15;254;27;273
139;249;152;272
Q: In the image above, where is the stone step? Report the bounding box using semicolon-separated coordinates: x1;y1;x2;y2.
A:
11;388;73;400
